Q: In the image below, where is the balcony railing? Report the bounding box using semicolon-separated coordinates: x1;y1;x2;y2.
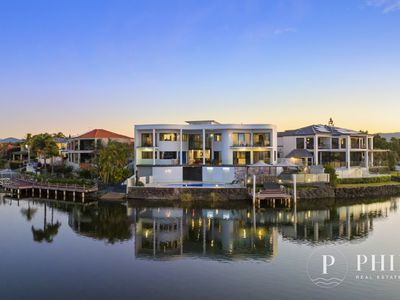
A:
141;142;154;147
231;143;271;147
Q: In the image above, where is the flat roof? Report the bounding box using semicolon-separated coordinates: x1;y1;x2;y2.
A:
134;123;276;130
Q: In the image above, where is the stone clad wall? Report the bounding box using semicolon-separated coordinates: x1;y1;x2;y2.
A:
128;187;250;201
297;185;400;200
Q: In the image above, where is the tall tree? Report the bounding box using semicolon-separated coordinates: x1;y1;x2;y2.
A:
95;140;132;184
30;134;59;174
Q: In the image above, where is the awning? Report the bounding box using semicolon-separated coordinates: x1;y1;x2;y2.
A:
285;149;314;159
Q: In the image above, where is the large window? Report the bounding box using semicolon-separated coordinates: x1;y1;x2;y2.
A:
233;133;251;146
233;151;251;165
306;137;314;150
296;138;304;149
213;133;222;142
253;133;271;146
160;133;178;141
159;151;177;159
318;137;330;149
253;151;271;164
80;140;95;151
351;137;366;149
141;133;153;147
340;137;347;149
141;151;153;159
213;151;221;165
332;138;339;149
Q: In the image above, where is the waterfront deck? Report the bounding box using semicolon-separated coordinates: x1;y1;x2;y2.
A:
254;189;292;208
1;178;98;202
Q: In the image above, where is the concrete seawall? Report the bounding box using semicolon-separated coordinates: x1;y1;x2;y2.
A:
127;187;250;201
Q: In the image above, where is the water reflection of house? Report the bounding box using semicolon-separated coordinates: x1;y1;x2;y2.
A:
130;199;398;261
133;208;183;257
280;200;397;243
131;207;278;261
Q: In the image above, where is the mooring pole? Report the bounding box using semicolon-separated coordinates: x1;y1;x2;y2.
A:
252;174;256;205
292;174;297;204
292;173;298;238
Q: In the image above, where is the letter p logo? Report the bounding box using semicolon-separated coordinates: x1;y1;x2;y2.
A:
322;255;335;274
308;249;347;288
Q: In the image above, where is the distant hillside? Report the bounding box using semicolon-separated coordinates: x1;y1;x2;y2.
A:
378;133;400;142
0;137;22;144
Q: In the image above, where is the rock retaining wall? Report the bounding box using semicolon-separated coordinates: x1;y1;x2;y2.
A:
127;187;250;201
297;185;400;200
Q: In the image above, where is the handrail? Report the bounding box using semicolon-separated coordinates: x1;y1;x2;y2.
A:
5;178;98;191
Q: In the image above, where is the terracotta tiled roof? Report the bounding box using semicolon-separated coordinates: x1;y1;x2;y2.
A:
77;129;133;140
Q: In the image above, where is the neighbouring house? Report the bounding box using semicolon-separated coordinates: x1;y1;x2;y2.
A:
0;138;26;169
37;138;69;166
66;129;134;170
278;124;389;178
134;120;278;184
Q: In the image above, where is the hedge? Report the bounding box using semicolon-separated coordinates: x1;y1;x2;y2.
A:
337;175;392;185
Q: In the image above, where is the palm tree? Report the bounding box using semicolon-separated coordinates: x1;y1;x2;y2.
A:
20;201;38;222
96;141;132;184
31;203;61;243
30;134;59;174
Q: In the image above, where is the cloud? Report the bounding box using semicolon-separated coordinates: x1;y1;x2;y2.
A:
367;0;400;13
273;27;297;35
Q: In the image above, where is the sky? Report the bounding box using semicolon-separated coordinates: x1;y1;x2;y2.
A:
0;0;399;138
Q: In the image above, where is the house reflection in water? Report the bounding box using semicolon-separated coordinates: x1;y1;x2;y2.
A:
128;199;398;260
130;207;278;260
280;200;397;243
65;198;398;259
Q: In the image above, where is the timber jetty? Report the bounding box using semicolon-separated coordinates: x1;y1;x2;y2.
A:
0;178;98;202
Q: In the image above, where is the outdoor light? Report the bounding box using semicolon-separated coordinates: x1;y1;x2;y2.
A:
206;167;213;171
222;167;230;171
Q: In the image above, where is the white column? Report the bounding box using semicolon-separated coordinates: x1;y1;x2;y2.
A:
270;150;274;165
365;137;369;168
346;136;351;169
314;135;319;165
152;129;156;166
180;129;183;165
250;132;254;164
370;137;374;166
202;128;206;165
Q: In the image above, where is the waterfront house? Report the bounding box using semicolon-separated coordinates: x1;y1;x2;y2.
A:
278;124;387;177
67;129;134;170
134;120;277;184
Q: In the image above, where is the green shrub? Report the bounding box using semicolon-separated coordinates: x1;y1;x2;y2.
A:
337;176;392;185
53;165;73;176
135;181;145;186
369;166;390;174
10;161;22;169
79;168;96;179
324;164;338;186
0;159;7;169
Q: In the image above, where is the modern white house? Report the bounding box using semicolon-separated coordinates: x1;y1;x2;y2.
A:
134;121;277;184
278;124;387;177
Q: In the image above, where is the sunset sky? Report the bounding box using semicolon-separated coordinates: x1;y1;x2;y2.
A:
0;0;399;138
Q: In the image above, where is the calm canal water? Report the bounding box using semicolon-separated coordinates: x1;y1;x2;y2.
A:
1;194;400;299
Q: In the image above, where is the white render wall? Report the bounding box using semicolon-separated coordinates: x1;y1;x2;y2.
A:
202;166;235;183
151;166;183;183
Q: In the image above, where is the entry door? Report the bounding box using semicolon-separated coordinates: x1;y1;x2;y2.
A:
182;151;187;164
183;167;202;181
